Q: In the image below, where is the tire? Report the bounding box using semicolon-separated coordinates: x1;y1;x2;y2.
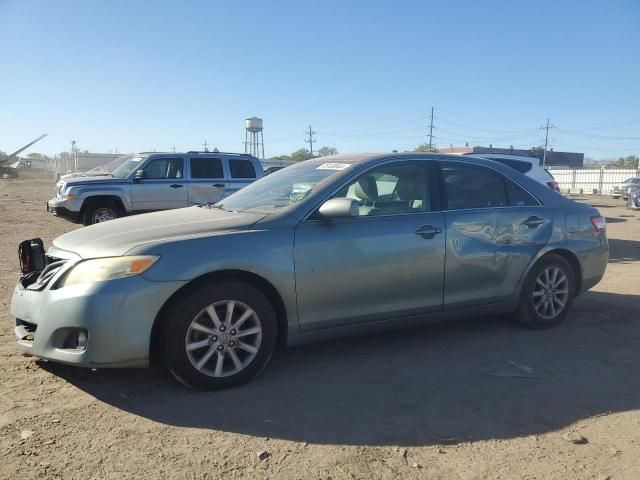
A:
161;281;278;390
515;254;575;329
82;200;122;225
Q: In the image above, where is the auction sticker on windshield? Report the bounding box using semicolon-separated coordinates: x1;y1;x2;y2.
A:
317;163;350;170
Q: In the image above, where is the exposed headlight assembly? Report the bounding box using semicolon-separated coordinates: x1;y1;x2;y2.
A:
59;256;159;287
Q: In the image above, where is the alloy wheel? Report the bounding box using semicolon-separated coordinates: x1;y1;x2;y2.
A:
532;266;569;320
184;300;263;378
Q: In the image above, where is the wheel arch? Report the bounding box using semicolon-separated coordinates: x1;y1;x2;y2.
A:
526;248;582;297
149;269;289;364
80;195;126;217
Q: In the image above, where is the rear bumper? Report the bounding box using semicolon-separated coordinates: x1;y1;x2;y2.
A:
577;234;609;295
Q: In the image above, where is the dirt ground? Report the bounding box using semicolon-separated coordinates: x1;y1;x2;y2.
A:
0;175;639;480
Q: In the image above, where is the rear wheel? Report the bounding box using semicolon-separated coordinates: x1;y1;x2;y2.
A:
515;254;575;329
162;281;277;390
82;200;122;225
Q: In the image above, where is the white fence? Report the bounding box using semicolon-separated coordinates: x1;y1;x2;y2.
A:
548;168;639;194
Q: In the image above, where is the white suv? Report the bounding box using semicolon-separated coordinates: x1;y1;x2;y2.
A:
463;153;560;192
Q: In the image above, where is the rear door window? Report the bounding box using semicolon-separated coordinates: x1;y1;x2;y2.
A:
190;157;224;179
504;179;539;206
441;163;507;209
229;159;257;179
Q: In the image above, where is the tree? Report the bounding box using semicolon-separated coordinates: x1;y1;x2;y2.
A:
529;146;545;160
614;155;639;169
414;143;437;152
317;146;338;157
289;148;315;162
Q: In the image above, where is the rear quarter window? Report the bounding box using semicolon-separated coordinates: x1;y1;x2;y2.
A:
229;159;257;179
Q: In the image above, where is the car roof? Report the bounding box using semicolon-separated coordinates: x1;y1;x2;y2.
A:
306;152;521;170
138;151;258;159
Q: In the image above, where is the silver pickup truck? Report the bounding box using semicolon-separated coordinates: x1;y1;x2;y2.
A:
47;152;264;225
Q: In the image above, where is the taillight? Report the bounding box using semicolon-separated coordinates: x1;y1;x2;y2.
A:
547;181;561;192
591;215;606;232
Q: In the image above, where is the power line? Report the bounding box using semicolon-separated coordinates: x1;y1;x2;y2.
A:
554;128;640;141
434;116;538;134
305;125;316;156
316;118;425;136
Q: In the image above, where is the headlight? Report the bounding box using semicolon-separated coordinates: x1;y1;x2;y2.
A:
59;256;159;287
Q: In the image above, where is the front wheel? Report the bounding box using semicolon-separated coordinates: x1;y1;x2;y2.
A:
162;281;278;390
515;254;575;329
82;201;122;225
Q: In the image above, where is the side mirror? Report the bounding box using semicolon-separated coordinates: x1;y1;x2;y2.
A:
133;170;145;182
318;198;359;220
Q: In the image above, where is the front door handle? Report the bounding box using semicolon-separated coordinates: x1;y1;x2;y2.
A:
522;216;545;228
212;183;225;188
415;225;442;239
169;184;184;189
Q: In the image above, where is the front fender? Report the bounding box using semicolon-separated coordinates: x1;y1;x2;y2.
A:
130;227;299;330
71;184;132;212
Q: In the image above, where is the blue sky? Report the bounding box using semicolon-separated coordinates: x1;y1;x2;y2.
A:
1;0;639;159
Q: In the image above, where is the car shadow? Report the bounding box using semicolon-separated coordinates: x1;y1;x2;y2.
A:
40;289;639;447
608;238;640;263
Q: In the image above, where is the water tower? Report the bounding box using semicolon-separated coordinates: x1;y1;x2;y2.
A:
244;116;265;159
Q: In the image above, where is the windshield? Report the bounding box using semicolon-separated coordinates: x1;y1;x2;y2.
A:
216;161;354;214
111;155;147;178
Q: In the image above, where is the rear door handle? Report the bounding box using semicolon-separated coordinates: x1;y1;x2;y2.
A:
415;225;442;239
522;216;545;228
169;184;184;189
212;183;225;188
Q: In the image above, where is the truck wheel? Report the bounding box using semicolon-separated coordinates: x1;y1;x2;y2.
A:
515;254;575;329
162;281;278;390
82;201;122;225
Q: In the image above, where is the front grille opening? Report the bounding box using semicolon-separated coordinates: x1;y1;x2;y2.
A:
23;259;69;290
16;319;37;342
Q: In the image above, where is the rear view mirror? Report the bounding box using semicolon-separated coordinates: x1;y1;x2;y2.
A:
318;198;359;219
133;170;145;181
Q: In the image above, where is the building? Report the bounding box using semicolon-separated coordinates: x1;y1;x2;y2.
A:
438;146;584;167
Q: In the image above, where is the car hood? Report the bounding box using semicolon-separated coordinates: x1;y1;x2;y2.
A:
60;171;112;180
51;207;265;258
60;176;125;186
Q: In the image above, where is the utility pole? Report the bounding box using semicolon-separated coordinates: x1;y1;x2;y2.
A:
540;118;555;167
202;140;209;152
70;140;77;173
171;145;176;153
428;107;434;151
305;125;316;157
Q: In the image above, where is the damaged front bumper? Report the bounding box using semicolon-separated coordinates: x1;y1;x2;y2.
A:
11;261;186;368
